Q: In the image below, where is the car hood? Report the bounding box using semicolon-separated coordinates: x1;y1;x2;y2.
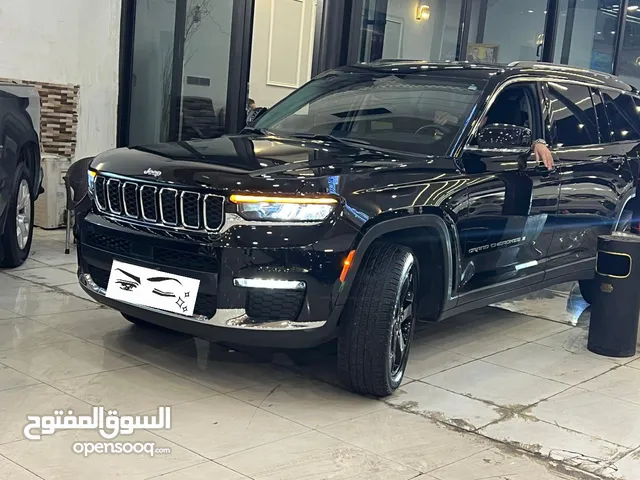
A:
91;135;456;194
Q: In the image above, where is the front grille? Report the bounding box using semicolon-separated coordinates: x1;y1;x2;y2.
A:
94;175;224;232
85;232;131;255
88;265;217;317
153;246;219;272
246;289;305;321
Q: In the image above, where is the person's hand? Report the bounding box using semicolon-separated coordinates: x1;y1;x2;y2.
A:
533;142;554;170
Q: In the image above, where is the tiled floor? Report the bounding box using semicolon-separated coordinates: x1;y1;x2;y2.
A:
0;229;639;479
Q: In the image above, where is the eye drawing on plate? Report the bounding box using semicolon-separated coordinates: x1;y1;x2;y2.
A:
147;277;183;298
115;269;141;292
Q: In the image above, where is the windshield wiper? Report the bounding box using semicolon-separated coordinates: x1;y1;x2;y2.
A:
289;133;371;147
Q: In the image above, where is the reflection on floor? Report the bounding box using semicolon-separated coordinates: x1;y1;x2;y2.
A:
0;228;639;479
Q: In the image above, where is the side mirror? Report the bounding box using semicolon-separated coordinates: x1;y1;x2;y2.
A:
475;124;532;150
246;107;267;126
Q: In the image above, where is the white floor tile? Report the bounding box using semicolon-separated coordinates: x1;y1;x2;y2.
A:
229;378;387;429
0;338;142;381
483;342;615;385
152;394;309;459
53;364;218;414
481;416;627;477
385;381;502;431
531;387;640;448
218;431;418;480
426;360;567;408
321;409;489;472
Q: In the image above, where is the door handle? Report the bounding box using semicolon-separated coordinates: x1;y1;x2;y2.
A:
535;163;557;176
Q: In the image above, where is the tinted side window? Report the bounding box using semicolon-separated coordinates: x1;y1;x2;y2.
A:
591;88;612;143
602;91;640;141
547;83;598;147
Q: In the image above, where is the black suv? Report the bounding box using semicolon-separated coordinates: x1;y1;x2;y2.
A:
0;82;42;267
77;61;640;397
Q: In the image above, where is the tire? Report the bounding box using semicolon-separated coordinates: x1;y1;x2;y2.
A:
0;164;34;268
578;279;596;305
337;243;418;397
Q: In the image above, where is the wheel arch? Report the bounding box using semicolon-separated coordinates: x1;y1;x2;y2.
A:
335;213;457;321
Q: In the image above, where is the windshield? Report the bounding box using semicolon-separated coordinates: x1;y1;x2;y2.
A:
253;70;485;155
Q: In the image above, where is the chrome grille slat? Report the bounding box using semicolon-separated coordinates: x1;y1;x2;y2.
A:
96;175;224;232
122;182;139;218
204;194;224;231
180;191;201;229
140;185;158;222
160;188;179;226
106;179;122;214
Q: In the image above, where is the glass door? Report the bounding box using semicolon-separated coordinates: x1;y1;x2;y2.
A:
124;0;249;146
356;0;464;63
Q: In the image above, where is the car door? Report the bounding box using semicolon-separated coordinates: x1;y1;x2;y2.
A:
456;81;561;301
543;82;638;278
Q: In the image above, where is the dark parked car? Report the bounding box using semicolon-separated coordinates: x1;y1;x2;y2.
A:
77;61;640;397
0;82;42;267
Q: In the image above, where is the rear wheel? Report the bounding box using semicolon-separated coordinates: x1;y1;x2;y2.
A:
0;165;34;268
337;244;418;397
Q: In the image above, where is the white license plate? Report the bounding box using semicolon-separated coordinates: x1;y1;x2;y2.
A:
106;260;201;316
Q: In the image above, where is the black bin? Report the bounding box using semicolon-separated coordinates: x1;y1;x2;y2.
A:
588;234;640;357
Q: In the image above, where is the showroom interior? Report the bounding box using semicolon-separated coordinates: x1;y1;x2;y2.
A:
117;0;640;147
3;0;640;479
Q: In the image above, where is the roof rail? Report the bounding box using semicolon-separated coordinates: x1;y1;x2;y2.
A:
506;61;612;78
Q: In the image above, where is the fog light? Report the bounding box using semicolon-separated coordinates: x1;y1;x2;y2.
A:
233;278;306;290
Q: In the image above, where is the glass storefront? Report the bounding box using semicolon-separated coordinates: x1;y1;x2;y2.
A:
117;0;640;148
618;0;640;86
466;0;548;63
357;0;463;63
554;0;618;72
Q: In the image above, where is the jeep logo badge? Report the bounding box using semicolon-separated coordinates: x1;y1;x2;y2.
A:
143;168;161;178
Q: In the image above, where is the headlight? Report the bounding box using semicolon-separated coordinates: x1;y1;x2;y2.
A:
87;170;97;197
230;194;338;222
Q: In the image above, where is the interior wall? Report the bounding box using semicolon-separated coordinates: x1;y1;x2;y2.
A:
0;0;121;159
249;0;317;108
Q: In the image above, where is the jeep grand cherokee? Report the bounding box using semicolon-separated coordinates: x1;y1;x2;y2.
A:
76;61;640;397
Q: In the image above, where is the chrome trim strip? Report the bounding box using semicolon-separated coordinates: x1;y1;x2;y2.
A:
139;185;158;222
218;213;323;233
203;194;225;231
180;191;201;229
79;273;325;331
159;188;179;226
106;179;122;214
122;182;139;218
463;145;531;154
464;75;640;149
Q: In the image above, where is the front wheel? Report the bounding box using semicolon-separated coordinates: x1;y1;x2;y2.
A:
337;244;418;397
0;165;34;268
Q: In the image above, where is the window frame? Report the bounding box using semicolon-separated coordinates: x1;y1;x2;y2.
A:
601;90;640;142
543;81;600;148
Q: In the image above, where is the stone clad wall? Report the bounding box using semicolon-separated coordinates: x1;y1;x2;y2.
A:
0;78;79;158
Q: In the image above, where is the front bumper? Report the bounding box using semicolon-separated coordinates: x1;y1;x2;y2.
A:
77;213;352;348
